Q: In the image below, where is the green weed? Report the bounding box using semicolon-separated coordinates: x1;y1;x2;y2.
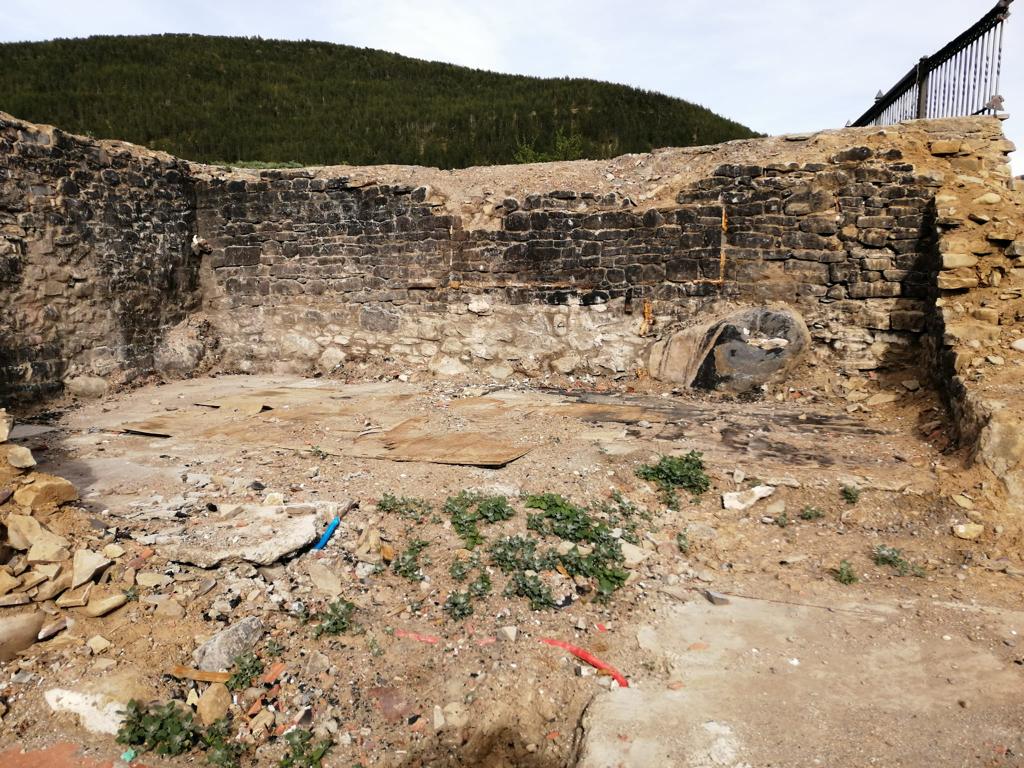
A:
833;560;858;585
378;493;431;523
392;539;430;581
635;451;711;508
676;531;690;554
116;700;200;757
313;599;358;636
872;544;923;576
278;728;332;768
841;485;861;505
443;590;474;620
799;506;824;520
505;571;555;610
226;652;264;691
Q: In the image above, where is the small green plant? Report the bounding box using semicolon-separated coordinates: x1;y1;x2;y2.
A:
278;728;332;768
117;700;201;756
505;571;555;610
834;560;858;585
226;652;264;691
774;513;789;528
366;635;384;657
841;485;861;505
799;506;824;521
490;535;551;573
444;590;474;620
871;544;923;576
309;445;328;460
445;492;515;549
449;557;472;582
313;599;358;636
392;539;430;581
676;531;690;554
636;451;711;508
265;638;285;657
203;718;246;768
468;571;492;599
123;586;139;602
377;493;431;523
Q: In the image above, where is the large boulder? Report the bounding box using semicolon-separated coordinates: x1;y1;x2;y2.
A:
648;307;810;394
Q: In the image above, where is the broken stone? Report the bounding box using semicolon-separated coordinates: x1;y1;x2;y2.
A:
0;571;21;596
85;592;128;617
197;682;232;725
102;543;126;559
153;597;186;619
37;572;72;602
193;617;265;671
721;485;775;511
2;445;36;469
1011;339;1024;353
87;634;112;654
951;494;974;510
135;572;171;588
619;541;650;569
901;379;921;392
497;626;518;642
649;307;810;393
56;583;92;608
13;473;78;509
72;549;112;589
972;192;1002;206
0;611;45;660
0;409;11;443
159;507;318;567
0;593;30;607
952;523;984;541
702;589;731;606
307;561;343;597
38;616;69;640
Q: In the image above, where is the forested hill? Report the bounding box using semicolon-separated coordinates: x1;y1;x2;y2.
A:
0;34;759;168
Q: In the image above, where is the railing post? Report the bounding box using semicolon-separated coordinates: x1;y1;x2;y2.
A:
915;56;930;118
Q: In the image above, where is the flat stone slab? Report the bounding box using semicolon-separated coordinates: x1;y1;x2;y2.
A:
158;505;319;567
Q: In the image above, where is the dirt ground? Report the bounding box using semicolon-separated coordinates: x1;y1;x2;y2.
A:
2;367;1023;767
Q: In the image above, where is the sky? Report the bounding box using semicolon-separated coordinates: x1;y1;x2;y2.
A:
0;0;1020;169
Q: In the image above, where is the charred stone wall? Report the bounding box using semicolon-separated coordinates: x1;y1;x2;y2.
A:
197;144;948;377
0;114;199;400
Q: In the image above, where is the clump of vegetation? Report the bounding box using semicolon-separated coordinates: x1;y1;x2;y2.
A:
490;535;551;573
265;638;285;657
841;485;861;505
833;560;858;585
278;728;332;768
117;700;201;757
203;718;246;768
599;491;652;544
449;557;472;582
635;451;711;508
226;652;264;691
392;539;430;581
468;571;492;599
309;445;328;460
505;571;555;610
378;493;431;523
313;599;358;636
524;494;628;601
443;590;474;620
872;544;923;576
799;506;824;521
676;531;690;554
774;513;789;528
444;492;515;549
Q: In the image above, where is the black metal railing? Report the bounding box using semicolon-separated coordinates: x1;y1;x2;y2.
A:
851;0;1012;126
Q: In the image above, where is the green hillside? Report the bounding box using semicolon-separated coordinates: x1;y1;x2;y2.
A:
0;34;759;168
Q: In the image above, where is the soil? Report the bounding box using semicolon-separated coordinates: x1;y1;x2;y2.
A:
1;365;1023;767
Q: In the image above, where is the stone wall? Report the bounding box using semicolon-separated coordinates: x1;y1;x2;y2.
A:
195;119;1011;380
0;113;199;400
